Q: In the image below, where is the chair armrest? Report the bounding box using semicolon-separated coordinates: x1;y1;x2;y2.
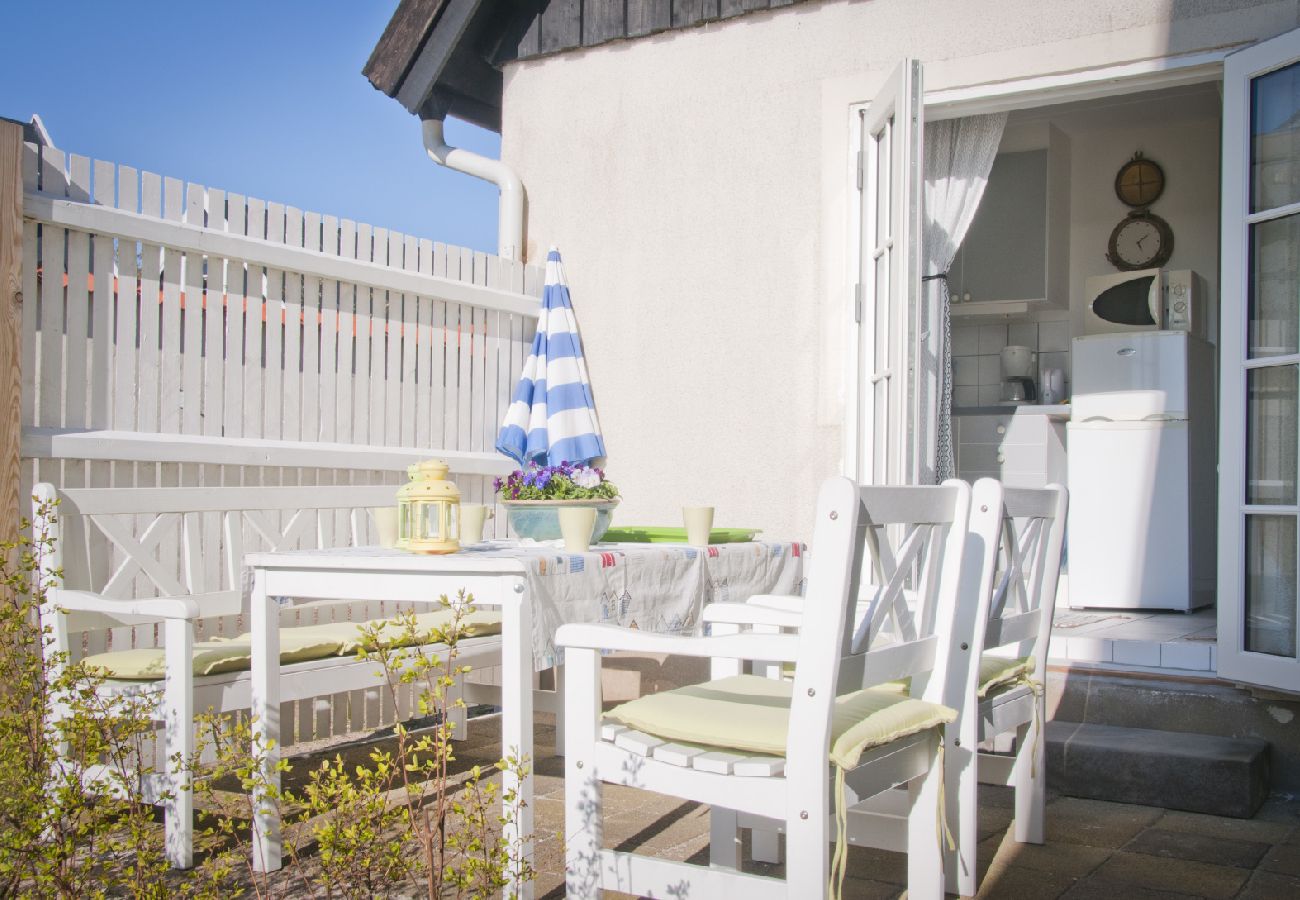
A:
702;602;803;629
50;589;202;621
556;623;799;662
746;594;805;613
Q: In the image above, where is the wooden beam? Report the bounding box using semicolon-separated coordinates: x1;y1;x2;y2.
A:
0;121;21;542
363;0;448;97
22;428;516;478
396;0;484;113
24;192;540;319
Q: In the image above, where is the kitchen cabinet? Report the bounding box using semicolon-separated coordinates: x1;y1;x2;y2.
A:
950;124;1070;318
954;409;1068;488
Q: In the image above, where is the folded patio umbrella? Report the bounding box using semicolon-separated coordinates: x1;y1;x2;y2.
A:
496;247;606;467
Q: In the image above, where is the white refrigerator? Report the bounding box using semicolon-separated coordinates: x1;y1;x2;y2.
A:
1067;331;1216;611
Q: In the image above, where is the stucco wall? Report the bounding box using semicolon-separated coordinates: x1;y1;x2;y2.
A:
500;0;1298;541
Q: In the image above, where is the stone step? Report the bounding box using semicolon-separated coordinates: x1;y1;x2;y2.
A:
1046;721;1269;818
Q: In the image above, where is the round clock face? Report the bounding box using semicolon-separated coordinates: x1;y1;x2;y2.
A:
1115;157;1165;207
1108;213;1174;270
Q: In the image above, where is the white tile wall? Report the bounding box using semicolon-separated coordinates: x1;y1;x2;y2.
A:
951;316;1073;408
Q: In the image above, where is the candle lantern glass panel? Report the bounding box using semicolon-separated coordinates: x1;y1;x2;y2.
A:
396;459;461;554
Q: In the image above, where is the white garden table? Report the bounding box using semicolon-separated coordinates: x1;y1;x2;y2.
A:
247;540;804;897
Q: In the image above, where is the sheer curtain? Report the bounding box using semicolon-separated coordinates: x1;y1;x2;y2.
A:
920;113;1007;483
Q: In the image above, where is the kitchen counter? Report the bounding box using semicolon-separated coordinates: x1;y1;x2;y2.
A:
953;404;1071;420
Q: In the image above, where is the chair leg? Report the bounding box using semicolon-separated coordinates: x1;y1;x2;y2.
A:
1014;711;1046;844
752;824;782;864
552;664;565;755
163;618;194;869
907;732;945;900
784;788;829;896
946;727;978;896
565;649;603;900
709;808;742;868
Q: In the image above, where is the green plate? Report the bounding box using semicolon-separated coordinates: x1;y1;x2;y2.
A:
601;526;761;544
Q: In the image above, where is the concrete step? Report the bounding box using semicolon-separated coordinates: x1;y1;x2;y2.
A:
1046;668;1300;791
1046;720;1269;818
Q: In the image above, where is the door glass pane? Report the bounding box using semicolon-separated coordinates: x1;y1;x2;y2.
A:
1251;61;1300;212
1248;213;1300;357
1248;364;1298;504
1245;514;1298;657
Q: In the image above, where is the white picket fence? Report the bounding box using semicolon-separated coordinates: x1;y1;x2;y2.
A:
19;141;542;508
19;143;543;748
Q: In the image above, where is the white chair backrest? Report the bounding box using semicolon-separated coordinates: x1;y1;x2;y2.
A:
32;482;401;657
785;479;974;776
982;482;1069;672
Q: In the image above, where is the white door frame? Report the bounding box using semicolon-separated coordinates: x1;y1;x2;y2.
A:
1218;27;1300;692
844;49;1228;484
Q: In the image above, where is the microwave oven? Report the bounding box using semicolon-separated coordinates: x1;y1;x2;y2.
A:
1083;269;1206;337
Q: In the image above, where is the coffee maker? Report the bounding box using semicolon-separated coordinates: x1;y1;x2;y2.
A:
1000;345;1037;404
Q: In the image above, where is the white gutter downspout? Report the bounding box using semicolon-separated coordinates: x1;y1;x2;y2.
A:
421;117;524;262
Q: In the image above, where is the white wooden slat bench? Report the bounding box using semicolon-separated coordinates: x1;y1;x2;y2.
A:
32;482;504;870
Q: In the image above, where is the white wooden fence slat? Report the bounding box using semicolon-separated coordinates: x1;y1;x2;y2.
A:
302;211;322;444
457;247;474;451
383;230;401;447
336;220;357;445
65;155;91;430
19;145;38;429
38;146;67;428
137;172;163;434
263;203;286;441
356;223;376;446
158;176;183;434
113;165;140;432
90;159;114;431
441;246;460;453
242;197;265;439
472;251;489;453
414;239;434;450
282;207;304;443
400;234;418;446
181;183;205;435
203;188;227;438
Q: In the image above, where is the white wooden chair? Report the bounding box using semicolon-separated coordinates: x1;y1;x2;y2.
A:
32;482;504;869
557;477;986;899
946;482;1068;895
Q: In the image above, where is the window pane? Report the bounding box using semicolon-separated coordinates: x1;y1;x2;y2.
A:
1247;365;1298;504
1251;61;1300;212
1248;214;1300;358
1245;514;1298;658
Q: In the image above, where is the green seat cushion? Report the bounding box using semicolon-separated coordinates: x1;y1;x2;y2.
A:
606;674;956;770
978;654;1034;698
82;609;503;680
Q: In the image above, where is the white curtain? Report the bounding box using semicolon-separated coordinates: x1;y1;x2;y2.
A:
920;113;1007;483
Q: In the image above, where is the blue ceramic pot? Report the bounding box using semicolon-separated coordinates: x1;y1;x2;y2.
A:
501;499;620;543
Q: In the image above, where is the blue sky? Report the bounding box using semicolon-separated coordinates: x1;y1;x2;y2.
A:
0;1;501;253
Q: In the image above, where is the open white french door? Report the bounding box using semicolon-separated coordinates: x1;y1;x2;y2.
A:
856;60;924;485
1219;27;1300;692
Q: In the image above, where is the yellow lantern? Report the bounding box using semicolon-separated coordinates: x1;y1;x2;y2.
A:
396;459;460;554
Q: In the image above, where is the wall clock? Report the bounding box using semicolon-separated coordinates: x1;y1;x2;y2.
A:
1107;210;1175;271
1114;152;1165;208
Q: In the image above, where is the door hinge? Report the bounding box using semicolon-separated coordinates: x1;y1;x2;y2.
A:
856;150;864;191
854;284;863;323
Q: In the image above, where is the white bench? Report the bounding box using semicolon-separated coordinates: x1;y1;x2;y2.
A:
32;482;505;869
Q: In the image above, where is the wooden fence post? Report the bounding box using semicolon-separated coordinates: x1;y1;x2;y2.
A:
0;120;22;543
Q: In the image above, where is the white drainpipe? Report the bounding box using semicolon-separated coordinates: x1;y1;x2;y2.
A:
421;117;524;262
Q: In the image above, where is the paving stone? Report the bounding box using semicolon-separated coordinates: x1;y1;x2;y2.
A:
1091;851;1251;898
1059;876;1205;899
974;863;1078;898
1237;869;1300;899
1155;809;1295;845
842;844;908;884
1260;840;1300;876
1124;827;1270;868
1048;722;1269;818
979;803;1016;841
1046;797;1164;849
985;829;1111;877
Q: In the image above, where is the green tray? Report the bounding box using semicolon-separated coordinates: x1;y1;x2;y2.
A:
601;526;761;544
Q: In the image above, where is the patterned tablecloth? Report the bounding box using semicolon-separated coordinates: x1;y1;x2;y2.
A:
457;541;806;668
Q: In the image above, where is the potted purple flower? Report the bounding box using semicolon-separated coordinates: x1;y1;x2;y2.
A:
494;462;620;542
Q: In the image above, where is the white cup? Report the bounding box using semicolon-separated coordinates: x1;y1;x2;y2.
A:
460;503;494;545
372;507;400;549
558;507;598;552
683;506;715;547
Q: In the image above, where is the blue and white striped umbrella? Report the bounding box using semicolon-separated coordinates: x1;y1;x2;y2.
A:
496;248;606;467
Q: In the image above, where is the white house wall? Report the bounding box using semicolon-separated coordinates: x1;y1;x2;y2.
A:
500;0;1298;540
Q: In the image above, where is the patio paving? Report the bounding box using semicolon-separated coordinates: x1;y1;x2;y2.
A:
437;713;1300;899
